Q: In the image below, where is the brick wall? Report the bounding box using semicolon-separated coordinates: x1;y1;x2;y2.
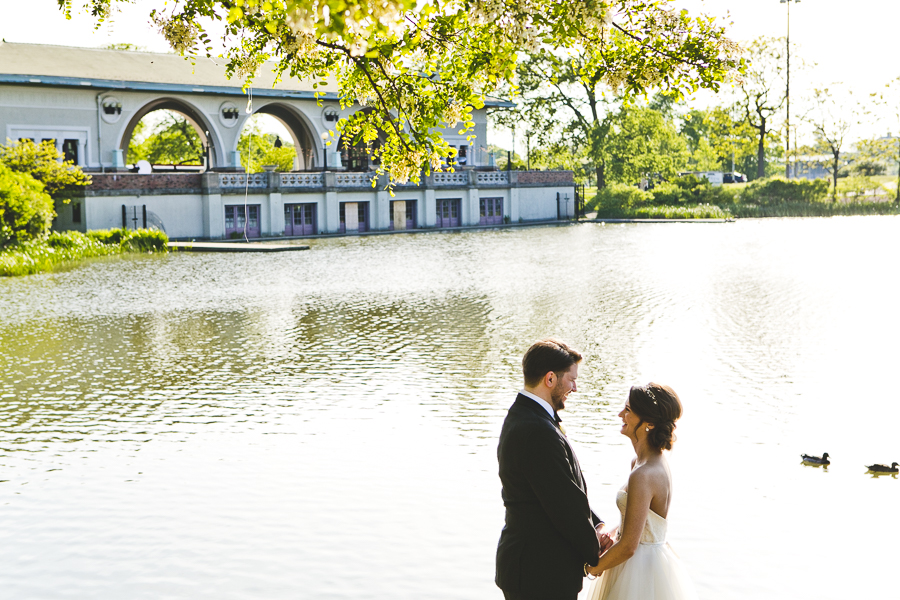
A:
517;171;574;185
88;174;202;191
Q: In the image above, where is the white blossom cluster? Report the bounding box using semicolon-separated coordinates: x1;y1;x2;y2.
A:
286;0;407;57
152;14;199;55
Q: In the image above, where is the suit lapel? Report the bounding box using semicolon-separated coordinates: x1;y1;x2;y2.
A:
513;394;585;490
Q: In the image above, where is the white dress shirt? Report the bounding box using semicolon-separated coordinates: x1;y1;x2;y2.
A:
519;389;556;420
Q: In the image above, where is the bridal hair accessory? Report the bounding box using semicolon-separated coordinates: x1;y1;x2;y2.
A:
645;385;657;404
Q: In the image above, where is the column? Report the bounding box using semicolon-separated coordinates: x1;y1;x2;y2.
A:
508;172;520;223
376;190;390;230
423;189;436;227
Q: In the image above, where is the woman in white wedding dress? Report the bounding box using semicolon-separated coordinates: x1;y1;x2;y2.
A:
584;383;698;600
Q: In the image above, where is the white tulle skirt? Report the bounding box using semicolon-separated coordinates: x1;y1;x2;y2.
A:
585;542;698;600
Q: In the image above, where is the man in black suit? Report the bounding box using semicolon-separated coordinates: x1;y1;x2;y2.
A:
495;339;610;600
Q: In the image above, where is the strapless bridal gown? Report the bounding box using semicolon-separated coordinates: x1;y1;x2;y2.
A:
585;489;698;600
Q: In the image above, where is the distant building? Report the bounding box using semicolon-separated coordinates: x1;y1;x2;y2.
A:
0;42;575;239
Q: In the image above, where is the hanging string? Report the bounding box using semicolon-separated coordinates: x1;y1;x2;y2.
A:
242;87;253;243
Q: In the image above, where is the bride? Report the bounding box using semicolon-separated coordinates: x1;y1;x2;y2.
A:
584;383;698;600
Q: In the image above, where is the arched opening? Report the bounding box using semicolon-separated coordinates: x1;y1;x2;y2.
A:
237;103;318;172
120;99;219;172
338;109;388;172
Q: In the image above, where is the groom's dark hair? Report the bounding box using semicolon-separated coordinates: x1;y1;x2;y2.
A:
522;339;582;387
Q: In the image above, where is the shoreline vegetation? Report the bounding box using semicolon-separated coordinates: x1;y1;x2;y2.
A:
0;229;168;277
585;176;900;220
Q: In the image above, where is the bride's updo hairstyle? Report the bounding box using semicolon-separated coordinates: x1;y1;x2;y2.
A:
629;383;682;451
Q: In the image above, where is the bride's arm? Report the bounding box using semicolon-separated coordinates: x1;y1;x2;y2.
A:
586;468;653;576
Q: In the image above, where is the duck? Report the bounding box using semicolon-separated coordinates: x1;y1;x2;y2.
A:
866;462;899;473
801;453;830;465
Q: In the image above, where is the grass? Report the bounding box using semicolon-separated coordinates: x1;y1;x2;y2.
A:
597;204;732;220
0;228;168;277
728;201;900;218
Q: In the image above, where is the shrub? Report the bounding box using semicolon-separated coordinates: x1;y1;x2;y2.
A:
739;177;829;204
594;183;653;215
851;159;886;177
0;163;54;247
122;228;168;252
87;228;168;252
1;232;120;277
649;182;686;205
836;176;884;200
86;228;127;245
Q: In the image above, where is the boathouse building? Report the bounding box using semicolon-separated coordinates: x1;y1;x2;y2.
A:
0;42;576;239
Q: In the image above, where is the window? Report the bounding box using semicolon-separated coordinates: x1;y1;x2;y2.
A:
72;202;82;224
63;139;79;164
458;145;468;165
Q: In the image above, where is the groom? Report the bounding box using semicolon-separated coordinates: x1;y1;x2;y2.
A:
496;339;608;600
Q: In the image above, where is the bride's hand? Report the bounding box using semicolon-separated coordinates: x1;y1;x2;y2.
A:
598;532;614;554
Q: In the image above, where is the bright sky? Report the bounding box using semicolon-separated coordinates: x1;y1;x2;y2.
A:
2;0;898;151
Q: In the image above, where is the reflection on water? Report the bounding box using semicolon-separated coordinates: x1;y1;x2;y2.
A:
1;218;899;600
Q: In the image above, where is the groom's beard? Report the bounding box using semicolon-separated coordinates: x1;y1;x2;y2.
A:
550;380;568;411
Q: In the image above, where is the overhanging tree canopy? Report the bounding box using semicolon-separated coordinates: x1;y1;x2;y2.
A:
59;0;741;186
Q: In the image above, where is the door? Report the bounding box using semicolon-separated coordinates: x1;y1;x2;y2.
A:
284;203;317;236
339;202;369;233
436;199;460;228
225;204;261;238
390;200;417;231
479;197;503;225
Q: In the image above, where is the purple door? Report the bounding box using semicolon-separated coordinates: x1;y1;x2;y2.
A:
479;197;503;225
339;202;369;233
390;200;417;230
225;204;261;238
284;203;317;236
436;199;460;228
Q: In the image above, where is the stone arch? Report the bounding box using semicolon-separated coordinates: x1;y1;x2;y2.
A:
118;97;223;169
249;102;320;171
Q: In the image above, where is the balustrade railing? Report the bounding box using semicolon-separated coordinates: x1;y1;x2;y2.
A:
334;172;376;187
476;171;509;185
432;171;468;185
218;173;267;188
281;172;324;187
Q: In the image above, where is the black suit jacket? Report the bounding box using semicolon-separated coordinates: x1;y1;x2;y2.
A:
495;394;602;599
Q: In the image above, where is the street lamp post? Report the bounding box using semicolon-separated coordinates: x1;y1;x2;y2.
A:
781;0;800;179
321;131;329;174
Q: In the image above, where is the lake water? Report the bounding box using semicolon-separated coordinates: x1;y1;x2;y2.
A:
1;218;898;600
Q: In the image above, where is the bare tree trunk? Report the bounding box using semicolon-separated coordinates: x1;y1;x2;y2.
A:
832;153;840;202
756;117;766;179
596;163;606;190
896;144;900;204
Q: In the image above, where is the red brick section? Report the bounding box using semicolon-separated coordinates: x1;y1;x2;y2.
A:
517;171;574;185
88;174;202;190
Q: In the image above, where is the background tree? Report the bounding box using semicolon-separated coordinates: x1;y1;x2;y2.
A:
0;139;91;201
735;37;789;179
681;106;761;176
872;77;900;203
805;86;860;201
128;113;204;166
237;125;298;173
605;104;689;183
0;164;54;247
0;140;89;246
